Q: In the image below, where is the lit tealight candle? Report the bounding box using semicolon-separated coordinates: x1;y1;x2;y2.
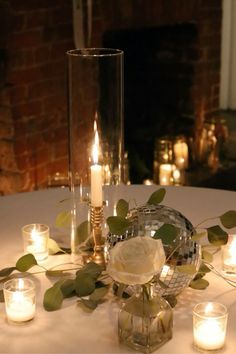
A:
174;140;188;169
222;234;236;273
91;120;103;207
3;278;36;323
193;302;228;351
22;223;49;262
159;164;173;186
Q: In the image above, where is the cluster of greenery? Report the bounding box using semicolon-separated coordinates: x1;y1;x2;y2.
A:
0;188;236;312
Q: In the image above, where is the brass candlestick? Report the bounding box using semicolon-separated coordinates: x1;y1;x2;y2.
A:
90;204;106;267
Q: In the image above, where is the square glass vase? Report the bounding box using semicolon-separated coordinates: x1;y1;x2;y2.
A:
118;288;173;354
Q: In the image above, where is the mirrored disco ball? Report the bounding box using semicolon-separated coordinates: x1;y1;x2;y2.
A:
106;204;201;297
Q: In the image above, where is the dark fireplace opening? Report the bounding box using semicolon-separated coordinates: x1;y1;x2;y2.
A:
103;23;198;183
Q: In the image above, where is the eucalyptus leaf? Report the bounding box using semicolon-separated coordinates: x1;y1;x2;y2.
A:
147;188;166;205
116;199;129;218
76;220;89;245
176;264;197;275
220;210;236;229
106;216;129;235
89;286;108;301
43;284;64;311
48;238;65;255
55;211;71;228
75;273;96;297
16;254;37;272
76;261;103;280
0;267;16;277
60;279;75;298
77;298;98;312
153;224;177;245
207;225;228;245
202;250;213;263
189;278;209;290
46;269;65;277
0;289;4;302
199;262;211;273
191;231;207;241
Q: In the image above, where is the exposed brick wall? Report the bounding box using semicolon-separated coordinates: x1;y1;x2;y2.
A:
0;0;222;193
3;0;74;193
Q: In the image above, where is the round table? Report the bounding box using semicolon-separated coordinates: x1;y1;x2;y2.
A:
0;185;236;353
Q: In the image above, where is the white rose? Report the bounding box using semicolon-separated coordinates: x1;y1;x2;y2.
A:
107;236;166;285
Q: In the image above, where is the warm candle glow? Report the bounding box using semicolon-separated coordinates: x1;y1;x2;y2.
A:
159;164;173;186
22;224;49;262
3;278;36;323
193;302;228;351
174;140;188;169
91;118;103;207
222;234;236;272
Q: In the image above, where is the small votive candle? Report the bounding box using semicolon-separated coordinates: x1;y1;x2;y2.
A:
193;302;228;352
222;234;236;273
3;278;36;323
22;223;49;262
159;164;173;186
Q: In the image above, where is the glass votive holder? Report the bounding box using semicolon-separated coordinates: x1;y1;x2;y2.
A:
22;223;49;262
222;234;236;274
3;278;36;324
193;302;228;352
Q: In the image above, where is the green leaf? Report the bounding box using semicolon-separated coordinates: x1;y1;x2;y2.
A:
116;199;129;218
0;289;4;302
76;262;103;280
77;298;98;312
147;188;166;205
46;269;65;277
176;264;197;275
60;279;75;298
15;254;37;272
43;284;64;311
191;231;207;241
199;263;211;274
0;267;16;277
220;210;236;229
76;220;89;245
189;278;209;290
207;225;228;245
75;273;96;297
55;211;71;228
153;224;177;244
202;250;213;263
48;238;65;255
106;216;129;235
89;286;108;301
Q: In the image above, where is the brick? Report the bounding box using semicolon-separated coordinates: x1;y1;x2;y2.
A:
50;157;69;174
12;13;26;31
9;30;43;49
8;67;42;85
50;6;72;25
9;85;28;103
0;122;14;139
26;9;48;29
12;100;43;119
51;40;74;57
34;45;51;63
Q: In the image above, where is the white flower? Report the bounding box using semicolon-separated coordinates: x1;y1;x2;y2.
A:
107;236;166;285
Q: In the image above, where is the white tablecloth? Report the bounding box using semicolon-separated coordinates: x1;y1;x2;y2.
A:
1;185;236;354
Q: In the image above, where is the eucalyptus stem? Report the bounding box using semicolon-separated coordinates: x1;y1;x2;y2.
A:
194;216;219;229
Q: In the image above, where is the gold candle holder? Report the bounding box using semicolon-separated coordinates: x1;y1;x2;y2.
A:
90;204;106;267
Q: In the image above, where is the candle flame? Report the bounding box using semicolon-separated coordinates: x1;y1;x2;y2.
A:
229;236;236;257
205;302;213;314
92;119;99;164
18;278;24;290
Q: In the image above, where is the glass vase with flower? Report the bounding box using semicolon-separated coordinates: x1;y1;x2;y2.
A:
107;236;173;354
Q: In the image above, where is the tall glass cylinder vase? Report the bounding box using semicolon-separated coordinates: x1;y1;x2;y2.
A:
67;48;124;263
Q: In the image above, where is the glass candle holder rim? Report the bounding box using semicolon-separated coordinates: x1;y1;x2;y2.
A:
21;223;49;234
3;278;35;293
193;302;228;320
66;48;124;58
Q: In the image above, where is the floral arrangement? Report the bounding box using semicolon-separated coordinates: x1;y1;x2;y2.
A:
1;188;236;312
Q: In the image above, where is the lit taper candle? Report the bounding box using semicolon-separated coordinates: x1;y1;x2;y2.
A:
91;121;103;207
